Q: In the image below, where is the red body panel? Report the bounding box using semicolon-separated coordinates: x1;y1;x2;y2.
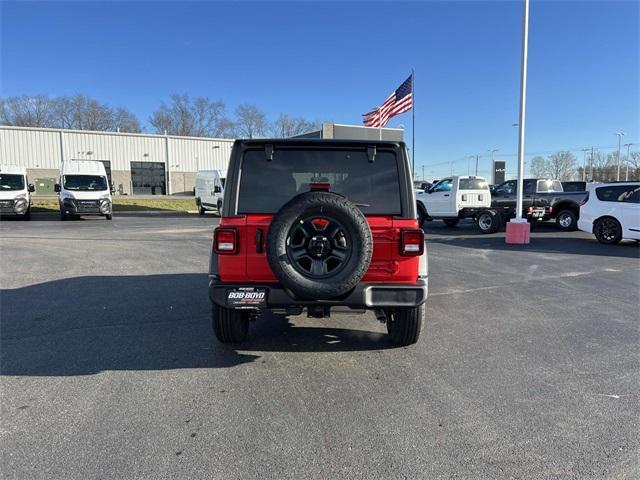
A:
217;215;421;285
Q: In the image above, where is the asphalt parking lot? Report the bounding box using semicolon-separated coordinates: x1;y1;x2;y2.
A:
1;214;638;479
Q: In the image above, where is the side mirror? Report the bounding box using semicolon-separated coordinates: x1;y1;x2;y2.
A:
427;187;433;194
214;185;221;193
54;183;61;193
28;184;35;193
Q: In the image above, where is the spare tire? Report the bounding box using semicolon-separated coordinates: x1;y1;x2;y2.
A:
266;191;373;299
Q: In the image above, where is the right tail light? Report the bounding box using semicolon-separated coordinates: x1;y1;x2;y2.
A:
400;229;425;256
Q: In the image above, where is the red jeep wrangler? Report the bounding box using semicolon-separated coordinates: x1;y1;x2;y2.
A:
208;139;428;346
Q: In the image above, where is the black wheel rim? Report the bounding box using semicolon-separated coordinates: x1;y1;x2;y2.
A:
596;218;619;241
286;215;352;279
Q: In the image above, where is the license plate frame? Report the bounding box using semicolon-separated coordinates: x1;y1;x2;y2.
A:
226;287;267;308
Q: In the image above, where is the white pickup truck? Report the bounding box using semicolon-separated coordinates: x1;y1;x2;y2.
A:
416;176;491;227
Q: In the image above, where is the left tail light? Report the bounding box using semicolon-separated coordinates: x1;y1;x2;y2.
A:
400;229;424;256
579;192;589;206
214;227;238;254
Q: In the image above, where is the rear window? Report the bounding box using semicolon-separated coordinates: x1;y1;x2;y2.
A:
595;185;640;203
459;178;488;190
238;149;401;214
537;180;563;193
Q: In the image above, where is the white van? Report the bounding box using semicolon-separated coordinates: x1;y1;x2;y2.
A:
55;160;113;220
416;176;491;227
195;170;225;215
0;165;35;220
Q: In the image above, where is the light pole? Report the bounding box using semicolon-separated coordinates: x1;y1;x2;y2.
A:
615;132;625;181
623;143;633;181
581;148;589;181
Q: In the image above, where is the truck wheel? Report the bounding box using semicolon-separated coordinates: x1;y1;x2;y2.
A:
443;218;459;228
217;199;223;214
593;217;622;245
212;304;249;343
60;209;67;221
386;304;424;346
556;209;577;231
23;208;31;221
196;199;205;215
266;191;373;300
106;214;112;220
416;203;426;226
476;210;500;234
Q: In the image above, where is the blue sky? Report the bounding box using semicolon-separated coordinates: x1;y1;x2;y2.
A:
1;0;638;179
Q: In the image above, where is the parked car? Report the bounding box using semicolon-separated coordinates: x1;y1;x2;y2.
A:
416;176;491;227
481;178;587;233
0;165;35;220
577;182;640;244
195;170;225;215
209;139;427;346
562;181;587;192
55;160;113;220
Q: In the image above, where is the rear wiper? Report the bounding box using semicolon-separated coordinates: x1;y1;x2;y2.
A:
354;203;371;208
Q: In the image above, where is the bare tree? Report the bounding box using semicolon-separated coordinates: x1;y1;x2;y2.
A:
113;107;141;133
149;94;230;137
546;151;576;180
235;103;268;139
270;114;319;138
0;95;57;127
529;156;548;178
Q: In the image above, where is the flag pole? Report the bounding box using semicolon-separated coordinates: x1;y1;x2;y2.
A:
412;69;415;180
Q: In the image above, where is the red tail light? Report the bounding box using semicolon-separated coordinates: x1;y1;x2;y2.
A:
214;227;238;254
580;192;589;206
400;229;424;256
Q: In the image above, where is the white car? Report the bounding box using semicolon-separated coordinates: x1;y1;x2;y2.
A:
55;160;113;220
577;182;639;244
0;165;35;220
416;176;491;227
195;170;225;215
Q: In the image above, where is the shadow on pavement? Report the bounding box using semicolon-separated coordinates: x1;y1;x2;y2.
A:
1;274;391;377
423;219;639;259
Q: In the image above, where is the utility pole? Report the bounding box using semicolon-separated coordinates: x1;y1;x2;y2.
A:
421;164;425;181
615;132;625;181
581;148;589;181
623;143;633;181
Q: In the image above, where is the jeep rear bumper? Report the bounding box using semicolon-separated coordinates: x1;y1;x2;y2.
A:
208;277;428;309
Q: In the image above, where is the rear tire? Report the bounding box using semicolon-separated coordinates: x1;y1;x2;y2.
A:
217;199;223;214
212;304;250;343
443;218;459;228
556;209;577;231
106;214;112;220
476;210;501;234
417;203;426;226
386;304;424;346
593;217;622;245
197;200;205;215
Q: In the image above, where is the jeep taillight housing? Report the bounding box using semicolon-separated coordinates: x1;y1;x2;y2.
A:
214;227;238;254
400;229;424;256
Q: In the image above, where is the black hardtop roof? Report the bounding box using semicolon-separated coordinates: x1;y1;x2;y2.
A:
234;138;406;149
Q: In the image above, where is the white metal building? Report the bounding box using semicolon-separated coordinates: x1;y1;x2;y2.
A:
0;126;234;195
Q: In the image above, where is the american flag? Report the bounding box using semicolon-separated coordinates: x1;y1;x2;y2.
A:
362;75;413;128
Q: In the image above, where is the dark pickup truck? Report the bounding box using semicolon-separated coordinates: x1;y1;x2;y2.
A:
474;178;587;233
